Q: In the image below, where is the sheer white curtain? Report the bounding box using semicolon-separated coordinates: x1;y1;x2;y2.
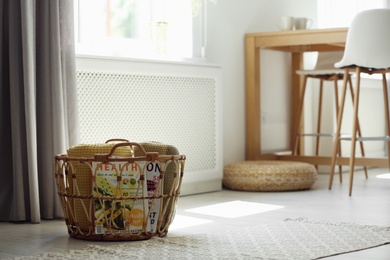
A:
0;0;79;223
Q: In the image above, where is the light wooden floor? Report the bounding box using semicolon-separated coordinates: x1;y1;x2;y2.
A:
1;168;390;259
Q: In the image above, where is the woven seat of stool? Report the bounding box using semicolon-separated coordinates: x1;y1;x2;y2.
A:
223;160;317;191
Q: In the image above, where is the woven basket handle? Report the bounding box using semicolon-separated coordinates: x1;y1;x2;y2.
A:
106;142;148;157
94;141;160;163
105;138;130;144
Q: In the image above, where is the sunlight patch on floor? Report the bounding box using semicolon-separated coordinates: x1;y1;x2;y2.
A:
376;173;390;179
185;200;284;218
169;215;214;230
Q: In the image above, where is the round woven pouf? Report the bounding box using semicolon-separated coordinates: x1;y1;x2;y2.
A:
223;160;317;191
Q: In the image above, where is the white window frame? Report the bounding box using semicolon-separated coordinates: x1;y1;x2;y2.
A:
74;0;204;62
317;0;388;28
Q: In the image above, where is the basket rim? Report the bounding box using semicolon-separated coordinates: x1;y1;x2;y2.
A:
56;141;186;163
55;153;186;162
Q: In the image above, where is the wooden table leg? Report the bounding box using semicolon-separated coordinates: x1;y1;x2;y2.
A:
245;36;260;160
291;52;304;154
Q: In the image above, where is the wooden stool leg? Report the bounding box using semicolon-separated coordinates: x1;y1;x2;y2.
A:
381;73;390;171
333;78;342;182
347;76;368;178
348;68;361;196
315;79;324;169
329;71;349;190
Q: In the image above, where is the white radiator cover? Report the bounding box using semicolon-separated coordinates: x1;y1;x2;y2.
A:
75;56;223;195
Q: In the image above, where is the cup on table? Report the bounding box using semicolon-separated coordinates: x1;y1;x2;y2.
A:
278;16;294;30
294;17;312;30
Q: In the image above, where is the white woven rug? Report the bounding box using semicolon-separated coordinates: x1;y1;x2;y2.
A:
11;218;390;260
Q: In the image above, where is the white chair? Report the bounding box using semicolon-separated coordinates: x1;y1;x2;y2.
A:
329;8;390;196
292;51;367;181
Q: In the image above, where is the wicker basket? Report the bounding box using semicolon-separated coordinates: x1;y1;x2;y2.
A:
54;140;185;241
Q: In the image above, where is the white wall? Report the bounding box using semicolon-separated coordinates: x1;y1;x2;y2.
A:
205;0;318;165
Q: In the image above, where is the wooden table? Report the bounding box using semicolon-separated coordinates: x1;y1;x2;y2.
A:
244;28;388;167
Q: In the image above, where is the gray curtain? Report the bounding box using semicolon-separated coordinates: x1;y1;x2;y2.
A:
0;0;79;223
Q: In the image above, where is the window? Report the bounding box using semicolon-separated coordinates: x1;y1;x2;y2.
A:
317;0;388;28
74;0;196;60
